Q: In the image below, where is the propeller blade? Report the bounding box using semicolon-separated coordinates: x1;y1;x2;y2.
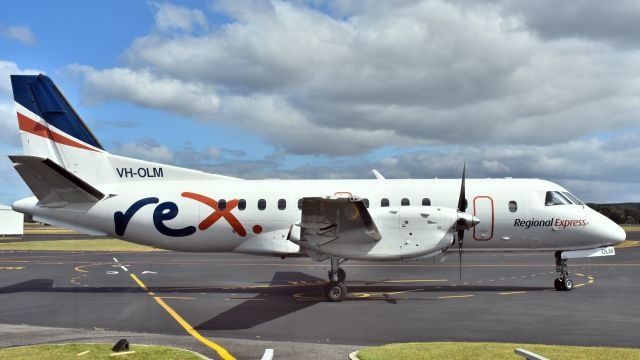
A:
458;229;464;281
457;163;466;212
457;163;466;282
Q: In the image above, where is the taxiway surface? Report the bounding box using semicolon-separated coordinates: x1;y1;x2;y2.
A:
1;236;639;359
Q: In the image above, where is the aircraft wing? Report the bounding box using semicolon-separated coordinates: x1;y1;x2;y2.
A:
298;196;382;247
9;155;105;206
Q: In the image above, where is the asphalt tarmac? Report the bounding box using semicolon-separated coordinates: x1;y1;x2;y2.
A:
1;234;639;359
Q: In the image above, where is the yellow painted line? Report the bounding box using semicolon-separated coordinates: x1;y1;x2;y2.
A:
130;273;150;292
74;265;88;273
129;274;235;360
382;279;447;283
499;291;527;295
0;266;25;270
158;296;195;300
574;284;586;288
438;295;474;299
575;273;585;276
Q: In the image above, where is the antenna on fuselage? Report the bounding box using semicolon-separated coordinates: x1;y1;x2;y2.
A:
371;169;385;180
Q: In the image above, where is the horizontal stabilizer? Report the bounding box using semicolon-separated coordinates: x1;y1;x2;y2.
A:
9;155;104;206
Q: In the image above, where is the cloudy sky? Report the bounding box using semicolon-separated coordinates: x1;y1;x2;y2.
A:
1;0;639;204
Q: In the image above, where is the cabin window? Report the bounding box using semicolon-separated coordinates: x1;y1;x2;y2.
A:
238;199;246;210
278;199;286;210
509;201;517;213
381;198;390;207
401;198;410;206
363;198;369;208
298;199;303;210
218;199;226;211
258;199;266;210
422;198;431;206
545;191;571;206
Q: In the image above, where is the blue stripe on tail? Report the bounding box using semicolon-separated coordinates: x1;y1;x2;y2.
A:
11;74;103;150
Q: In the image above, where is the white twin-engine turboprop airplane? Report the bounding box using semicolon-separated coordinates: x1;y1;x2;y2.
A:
8;74;626;301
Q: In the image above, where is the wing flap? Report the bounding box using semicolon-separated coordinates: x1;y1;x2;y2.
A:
9;155;104;206
299;196;381;247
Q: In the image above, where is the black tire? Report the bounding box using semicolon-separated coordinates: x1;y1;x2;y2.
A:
563;278;574;291
554;278;563;291
337;268;346;282
324;281;347;302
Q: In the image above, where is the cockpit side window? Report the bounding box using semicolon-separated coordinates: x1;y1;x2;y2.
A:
545;191;572;206
562;192;584;205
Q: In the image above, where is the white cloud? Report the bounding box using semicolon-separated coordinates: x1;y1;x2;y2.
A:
67;65;220;118
59;1;640;201
153;2;207;32
1;25;36;45
113;139;173;163
108;0;640;155
368;134;640;202
0;102;20;146
0;60;42;95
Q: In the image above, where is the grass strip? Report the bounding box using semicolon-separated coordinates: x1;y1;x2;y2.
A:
616;240;640;248
622;225;640;231
0;343;202;359
356;342;640;360
0;239;162;252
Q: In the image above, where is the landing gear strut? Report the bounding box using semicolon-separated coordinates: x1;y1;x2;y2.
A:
324;257;347;301
554;251;573;291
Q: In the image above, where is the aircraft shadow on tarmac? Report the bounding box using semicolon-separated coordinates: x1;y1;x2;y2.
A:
0;273;550;330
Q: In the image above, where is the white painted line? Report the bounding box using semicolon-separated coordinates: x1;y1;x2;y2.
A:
112;258;119;263
141;271;157;274
109;351;136;356
120;266;129;272
261;349;274;360
106;271;119;275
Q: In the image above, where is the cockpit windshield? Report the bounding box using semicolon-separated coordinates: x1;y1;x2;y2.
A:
562;192;584;205
545;191;573;206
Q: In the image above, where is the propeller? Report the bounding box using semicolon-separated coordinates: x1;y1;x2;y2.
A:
455;163;480;281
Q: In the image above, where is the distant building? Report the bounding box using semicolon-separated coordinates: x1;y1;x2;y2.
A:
0;204;23;235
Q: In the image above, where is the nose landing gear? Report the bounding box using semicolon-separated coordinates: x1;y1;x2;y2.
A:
324;257;347;301
554;251;573;291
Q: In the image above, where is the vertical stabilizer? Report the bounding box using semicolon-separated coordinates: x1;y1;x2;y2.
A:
11;74;109;182
10;74;241;185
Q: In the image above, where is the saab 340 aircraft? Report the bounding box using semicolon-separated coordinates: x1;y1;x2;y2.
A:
8;74;626;301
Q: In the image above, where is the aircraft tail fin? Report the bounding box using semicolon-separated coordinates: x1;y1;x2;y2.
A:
10;74;240;185
11;74;104;158
9;155;105;206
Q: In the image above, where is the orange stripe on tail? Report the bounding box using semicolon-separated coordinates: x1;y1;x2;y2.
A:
17;112;98;152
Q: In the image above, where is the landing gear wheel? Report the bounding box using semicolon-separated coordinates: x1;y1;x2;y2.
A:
563;278;574;291
337;267;346;282
554;251;573;291
554;278;563;291
324;281;347;302
554;277;574;291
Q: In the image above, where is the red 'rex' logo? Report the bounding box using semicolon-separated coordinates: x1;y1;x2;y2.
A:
182;192;247;237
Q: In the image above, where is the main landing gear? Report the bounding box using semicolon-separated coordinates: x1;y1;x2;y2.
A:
324;257;347;301
554;251;574;291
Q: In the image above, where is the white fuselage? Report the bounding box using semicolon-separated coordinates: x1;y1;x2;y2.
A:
14;177;626;261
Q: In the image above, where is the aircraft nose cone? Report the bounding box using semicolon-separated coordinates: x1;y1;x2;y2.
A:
611;224;626;245
471;216;481;226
